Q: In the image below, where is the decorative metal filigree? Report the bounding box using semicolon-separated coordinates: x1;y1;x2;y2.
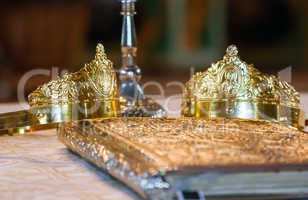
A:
182;45;304;129
29;44;118;107
184;45;299;107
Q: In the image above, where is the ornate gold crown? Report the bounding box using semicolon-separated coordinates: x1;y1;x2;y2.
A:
182;45;305;130
29;44;118;106
26;44;119;126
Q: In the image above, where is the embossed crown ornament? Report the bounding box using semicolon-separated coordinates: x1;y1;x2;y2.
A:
0;44;119;134
27;44;120;123
29;44;118;107
182;45;305;130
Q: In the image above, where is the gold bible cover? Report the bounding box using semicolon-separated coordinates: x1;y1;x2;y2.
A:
58;118;308;200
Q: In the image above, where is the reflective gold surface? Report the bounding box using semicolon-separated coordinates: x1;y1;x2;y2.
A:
29;44;118;107
182;45;305;130
58;117;308;198
0;44;119;134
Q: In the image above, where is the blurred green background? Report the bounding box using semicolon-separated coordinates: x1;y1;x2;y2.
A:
0;0;307;102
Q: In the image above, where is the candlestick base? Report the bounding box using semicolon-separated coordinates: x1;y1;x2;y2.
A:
120;96;166;118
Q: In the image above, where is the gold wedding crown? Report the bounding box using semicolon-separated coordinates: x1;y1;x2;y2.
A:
28;44;120;125
29;44;118;107
182;45;305;130
0;44;119;133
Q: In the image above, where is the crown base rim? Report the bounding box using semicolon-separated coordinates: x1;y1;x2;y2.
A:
182;100;305;130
